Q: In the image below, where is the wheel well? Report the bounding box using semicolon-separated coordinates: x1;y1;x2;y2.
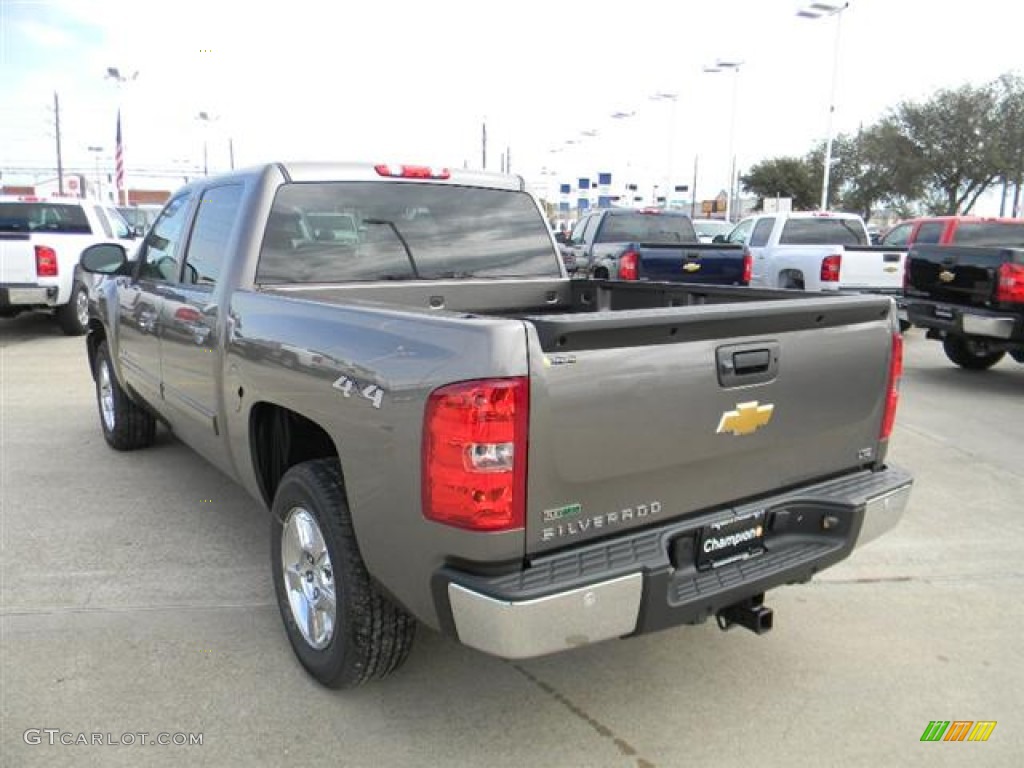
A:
250;403;339;506
778;269;805;289
85;323;105;379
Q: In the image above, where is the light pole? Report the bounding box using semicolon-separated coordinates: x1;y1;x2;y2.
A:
105;67;138;205
87;146;104;200
196;111;219;176
797;1;849;210
703;60;743;222
650;92;678;208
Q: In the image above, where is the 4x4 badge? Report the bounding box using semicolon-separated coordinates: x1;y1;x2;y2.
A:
717;401;774;436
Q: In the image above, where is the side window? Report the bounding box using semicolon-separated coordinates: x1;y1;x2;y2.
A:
181;184;243;288
92;206;114;237
727;219;755;245
137;192;196;282
104;208;132;239
750;218;775;247
880;223;913;247
570;215;593;246
915;222;944;245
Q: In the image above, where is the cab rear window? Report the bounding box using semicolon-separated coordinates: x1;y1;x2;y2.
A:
0;202;92;234
952;222;1024;247
779;218;866;245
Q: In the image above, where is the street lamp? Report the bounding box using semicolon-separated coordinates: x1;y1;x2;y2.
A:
797;1;850;210
703;60;743;222
650;92;679;208
87;146;104;200
196;111;219;176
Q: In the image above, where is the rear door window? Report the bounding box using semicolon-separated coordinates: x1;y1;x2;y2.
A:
181;184;244;287
750;218;775;247
915;222;944;244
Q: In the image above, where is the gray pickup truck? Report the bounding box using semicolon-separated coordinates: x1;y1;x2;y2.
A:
80;162;912;689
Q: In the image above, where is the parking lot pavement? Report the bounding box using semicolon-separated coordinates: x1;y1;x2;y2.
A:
2;317;1022;767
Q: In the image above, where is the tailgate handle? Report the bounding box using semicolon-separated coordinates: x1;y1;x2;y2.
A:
883;253;901;263
717;342;780;387
733;350;771;374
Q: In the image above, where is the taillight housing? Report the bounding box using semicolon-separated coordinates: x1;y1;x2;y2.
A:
820;253;842;283
422;377;528;532
880;332;903;440
741;248;752;285
618;250;639;281
35;245;58;277
995;262;1024;303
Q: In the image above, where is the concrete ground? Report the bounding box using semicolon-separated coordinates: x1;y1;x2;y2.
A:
1;313;1021;767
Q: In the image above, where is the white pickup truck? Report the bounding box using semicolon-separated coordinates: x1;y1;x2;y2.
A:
0;195;138;335
721;211;907;296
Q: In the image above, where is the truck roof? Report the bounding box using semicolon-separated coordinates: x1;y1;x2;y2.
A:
203;162;527;192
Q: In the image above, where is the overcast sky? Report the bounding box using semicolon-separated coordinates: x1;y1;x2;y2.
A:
1;0;1021;211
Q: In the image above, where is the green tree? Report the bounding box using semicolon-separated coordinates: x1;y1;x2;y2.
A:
993;73;1024;215
885;82;1003;214
739;157;818;211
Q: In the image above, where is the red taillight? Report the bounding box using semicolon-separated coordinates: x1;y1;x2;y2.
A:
741;248;752;284
880;332;903;440
374;164;451;180
820;253;842;283
173;306;200;323
618;250;639;281
995;262;1024;303
34;245;57;277
422;377;528;532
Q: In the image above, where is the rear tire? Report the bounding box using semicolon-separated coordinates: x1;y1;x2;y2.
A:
942;335;1005;370
94;340;157;450
56;281;90;336
271;458;416;689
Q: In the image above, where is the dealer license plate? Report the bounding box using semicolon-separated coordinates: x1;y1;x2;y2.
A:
6;287;48;305
697;511;766;570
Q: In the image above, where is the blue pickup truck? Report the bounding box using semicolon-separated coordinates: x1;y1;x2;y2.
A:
559;208;751;286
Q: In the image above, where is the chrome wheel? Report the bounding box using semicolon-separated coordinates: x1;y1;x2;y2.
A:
98;359;116;433
74;286;89;329
280;506;336;650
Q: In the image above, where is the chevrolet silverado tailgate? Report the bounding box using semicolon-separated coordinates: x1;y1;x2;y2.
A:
841;245;905;291
905;244;1022;306
639;243;747;285
0;233;38;284
522;293;896;554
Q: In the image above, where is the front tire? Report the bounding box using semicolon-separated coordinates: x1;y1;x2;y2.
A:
94;340;157;450
942;335;1005;370
271;459;416;689
57;281;90;336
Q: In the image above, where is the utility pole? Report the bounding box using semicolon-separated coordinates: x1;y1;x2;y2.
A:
54;92;64;195
482;120;487;170
506;145;511;174
229;138;235;170
691;156;699;218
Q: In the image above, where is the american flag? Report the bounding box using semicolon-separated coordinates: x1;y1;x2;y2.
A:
115;110;125;200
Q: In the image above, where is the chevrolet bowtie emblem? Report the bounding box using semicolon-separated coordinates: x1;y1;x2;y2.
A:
683;262;701;272
939;269;955;283
717;401;775;436
884;266;898;273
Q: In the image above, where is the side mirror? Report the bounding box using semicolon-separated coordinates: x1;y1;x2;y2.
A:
554;231;569;245
80;243;129;275
712;234;727;244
